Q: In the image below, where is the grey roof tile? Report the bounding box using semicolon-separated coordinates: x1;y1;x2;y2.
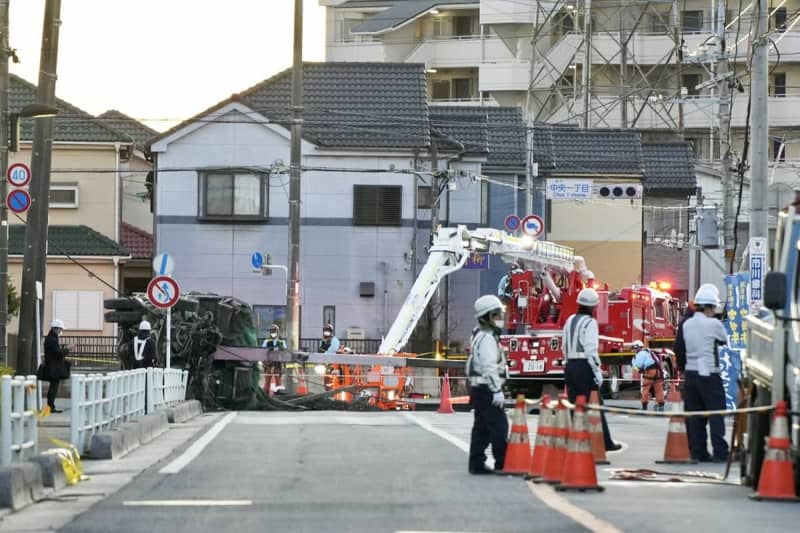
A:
429;106;488;155
642;142;697;193
98;110;159;147
533;124;644;176
10;225;128;256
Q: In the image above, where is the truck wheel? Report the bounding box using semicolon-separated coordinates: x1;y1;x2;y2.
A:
741;385;770;487
104;298;142;311
104;310;143;323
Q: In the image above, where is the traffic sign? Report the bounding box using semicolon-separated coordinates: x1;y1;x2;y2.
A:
152;253;175;276
521;215;544;238
7;163;31;187
749;237;767;311
251;252;264;270
6;189;31;213
147;275;180;309
504;214;521;233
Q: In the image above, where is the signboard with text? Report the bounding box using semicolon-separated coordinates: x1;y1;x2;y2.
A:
749;237;766;311
720;272;750;410
546;178;593;200
464;252;490;270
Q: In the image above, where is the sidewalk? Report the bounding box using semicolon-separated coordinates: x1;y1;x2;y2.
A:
37;399;72;453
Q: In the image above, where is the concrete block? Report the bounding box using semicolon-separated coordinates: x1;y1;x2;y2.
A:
138;412;168;444
31;453;68;489
89;420;142;460
163;400;204;423
0;462;45;510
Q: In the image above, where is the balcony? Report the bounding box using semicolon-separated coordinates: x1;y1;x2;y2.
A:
407;36;514;69
481;0;558;24
479;61;530;91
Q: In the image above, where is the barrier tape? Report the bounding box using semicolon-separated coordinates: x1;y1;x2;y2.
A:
66;356;120;366
551;397;775;418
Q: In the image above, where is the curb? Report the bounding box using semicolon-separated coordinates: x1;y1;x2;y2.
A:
161;400;203;423
30;453;68;490
89;412;169;460
0;462;45;511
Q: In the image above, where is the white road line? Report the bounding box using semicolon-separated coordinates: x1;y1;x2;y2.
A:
159;412;237;474
123;500;251;507
404;413;621;533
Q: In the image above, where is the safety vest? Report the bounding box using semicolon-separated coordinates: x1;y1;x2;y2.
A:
563;314;593;360
133;338;147;361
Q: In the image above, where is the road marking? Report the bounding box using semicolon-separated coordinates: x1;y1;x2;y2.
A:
123;500;252;507
404;413;621;533
159;412;237;474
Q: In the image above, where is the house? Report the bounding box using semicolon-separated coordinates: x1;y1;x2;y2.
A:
7;75;134;338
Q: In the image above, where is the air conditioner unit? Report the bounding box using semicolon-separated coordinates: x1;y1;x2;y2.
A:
597;183;643;200
346;327;365;340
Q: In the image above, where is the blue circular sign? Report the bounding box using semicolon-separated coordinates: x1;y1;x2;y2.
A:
6;189;31;213
504;214;521;232
251;252;264;269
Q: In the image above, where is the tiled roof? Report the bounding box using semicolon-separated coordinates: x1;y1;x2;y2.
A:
642;143;697;193
152;62;430;151
485;107;526;169
9;225;128;257
429;106;488;155
10;75;130;144
532;124;644;176
120;223;153;259
98;110;159;147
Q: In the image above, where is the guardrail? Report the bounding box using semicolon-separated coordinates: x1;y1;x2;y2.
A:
146;368;188;413
0;375;38;465
70;369;147;454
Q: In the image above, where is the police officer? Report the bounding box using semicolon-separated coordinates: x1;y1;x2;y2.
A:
631;340;665;412
262;323;287;350
319;323;340;354
130;320;156;368
682;283;729;462
466;295;508;475
562;288;622;451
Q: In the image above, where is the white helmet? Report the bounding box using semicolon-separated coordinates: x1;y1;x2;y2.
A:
577;287;599;307
474;294;504;319
51;319;65;330
632;340;644;350
139;320;152;331
694;283;720;306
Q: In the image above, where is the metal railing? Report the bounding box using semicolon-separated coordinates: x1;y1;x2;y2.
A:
0;375;38;465
70;370;147;454
59;336;120;369
146;368;188;413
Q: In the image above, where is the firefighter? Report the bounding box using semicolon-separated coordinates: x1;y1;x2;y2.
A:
631;340;665;412
497;262;523;302
262;324;287;350
319;323;340;354
130;321;156;368
466;294;508;475
562;288;622;451
681;283;729;462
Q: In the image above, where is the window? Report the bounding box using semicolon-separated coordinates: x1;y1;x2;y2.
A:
199;171;267;221
682;74;702;96
653;299;666;319
771;73;786;97
452;78;473;100
253;305;286;339
49;184;79;208
682;10;704;32
323;306;335;329
353;185;402;226
773;139;786;162
432;80;451;100
417;185;433;209
774;7;787;32
53;290;103;331
453;16;474;36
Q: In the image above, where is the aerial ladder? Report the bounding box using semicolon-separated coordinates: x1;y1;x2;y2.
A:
378;225;580;355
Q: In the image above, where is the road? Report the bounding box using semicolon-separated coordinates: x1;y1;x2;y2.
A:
3;406;799;533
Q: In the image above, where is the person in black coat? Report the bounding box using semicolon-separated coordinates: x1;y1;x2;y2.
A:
42;319;74;413
129;320;156;368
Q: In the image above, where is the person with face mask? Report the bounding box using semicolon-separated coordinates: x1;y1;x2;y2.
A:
466;295;509;474
262;323;287;350
319;324;340;354
40;319;74;413
562;288;622;452
130;321;156;368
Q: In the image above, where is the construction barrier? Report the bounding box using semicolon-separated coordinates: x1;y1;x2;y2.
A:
0;375;38;465
146;368;189;413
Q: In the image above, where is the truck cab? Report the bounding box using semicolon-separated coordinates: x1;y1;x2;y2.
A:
741;206;800;490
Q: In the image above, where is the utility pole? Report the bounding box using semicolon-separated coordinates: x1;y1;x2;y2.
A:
581;0;592;128
286;0;303;352
717;1;735;273
16;0;61;375
749;0;769;246
619;1;627;128
429;139;441;348
0;0;9;367
673;0;684;136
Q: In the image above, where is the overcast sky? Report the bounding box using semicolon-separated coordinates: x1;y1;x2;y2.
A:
9;0;327;131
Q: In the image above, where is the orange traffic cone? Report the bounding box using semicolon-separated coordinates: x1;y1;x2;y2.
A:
588;390;609;465
264;372;273;397
501;395;531;475
557;395;604;492
527;394;553;480
540;393;571;484
750;401;800;502
656;380;694;464
437;374;455;414
296;366;308;395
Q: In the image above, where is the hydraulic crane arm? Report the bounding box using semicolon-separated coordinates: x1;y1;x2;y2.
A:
378;225;577;355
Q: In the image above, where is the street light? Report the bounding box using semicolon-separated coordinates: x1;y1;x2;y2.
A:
8;104;59;152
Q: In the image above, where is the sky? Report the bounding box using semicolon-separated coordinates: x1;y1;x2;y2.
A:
9;0;327;131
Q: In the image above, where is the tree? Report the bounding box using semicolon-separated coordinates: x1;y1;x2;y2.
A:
7;280;19;323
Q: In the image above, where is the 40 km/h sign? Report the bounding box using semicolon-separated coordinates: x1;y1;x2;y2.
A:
147;275;181;309
6;163;31;187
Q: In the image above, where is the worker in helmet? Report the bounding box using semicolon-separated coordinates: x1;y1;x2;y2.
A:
497;261;523;302
262;324;287;351
562;288;622;451
466;295;509;474
319;324;340;354
631;340;665;412
40;319;74;413
681;283;729;462
130;320;156;368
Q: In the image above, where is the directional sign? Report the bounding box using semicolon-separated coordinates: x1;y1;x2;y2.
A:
152;253;175;276
521;214;544;238
6;189;31;214
147;275;180;309
6;163;31;187
504;214;521;233
251;252;264;270
749;237;766;311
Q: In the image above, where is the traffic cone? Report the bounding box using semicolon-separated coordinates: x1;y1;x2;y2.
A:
587;390;609;465
527;394;553;480
296;366;308;395
540;393;571;484
557;395;604;492
263;372;273;397
656;380;694;464
501;395;531;475
750;401;800;502
437;373;455;414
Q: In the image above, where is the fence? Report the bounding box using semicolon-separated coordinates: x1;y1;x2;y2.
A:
70;370;147;454
0;375;38;465
60;336;120;370
146;368;189;413
297;338;382;354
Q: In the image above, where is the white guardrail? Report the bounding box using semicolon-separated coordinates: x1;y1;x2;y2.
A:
146;368;189;413
0;375;39;466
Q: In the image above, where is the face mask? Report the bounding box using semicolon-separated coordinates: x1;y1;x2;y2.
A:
493;319;505;329
270;333;277;339
323;331;332;338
